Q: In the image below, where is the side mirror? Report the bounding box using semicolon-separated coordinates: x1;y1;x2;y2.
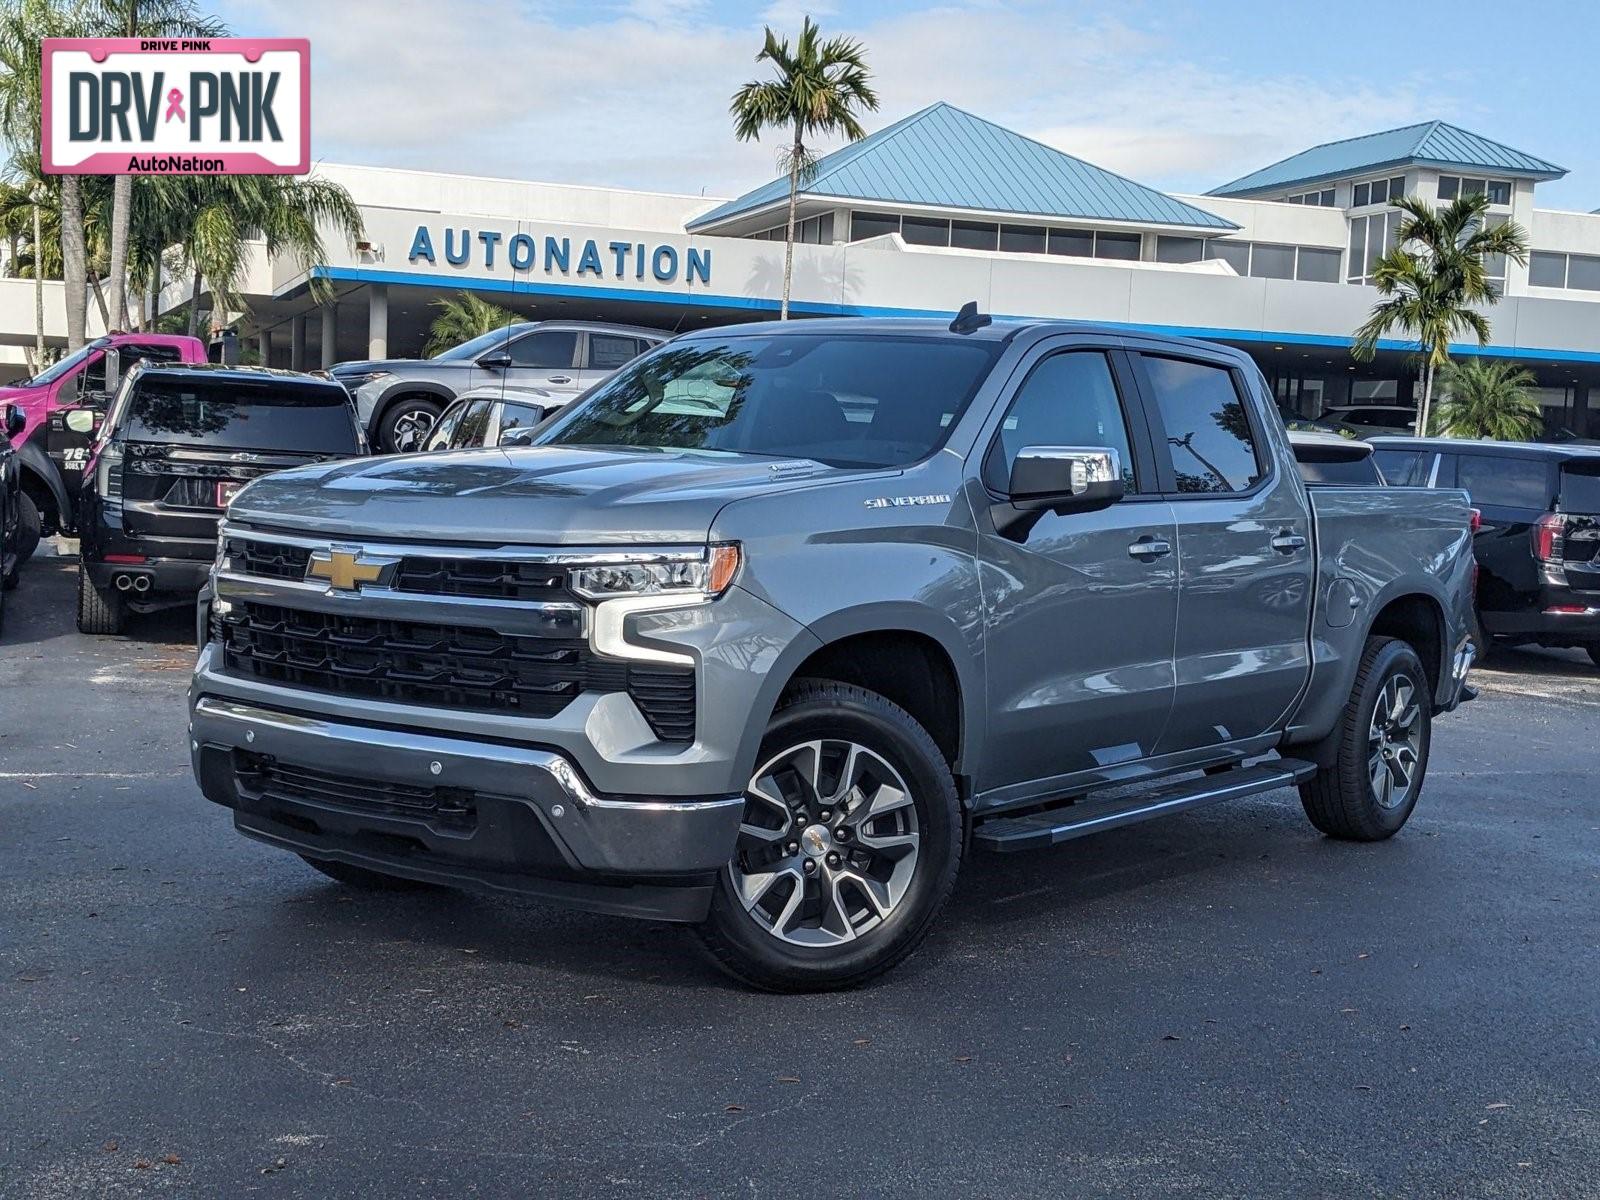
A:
3;404;23;438
498;422;544;447
993;446;1125;539
65;409;97;434
478;352;513;370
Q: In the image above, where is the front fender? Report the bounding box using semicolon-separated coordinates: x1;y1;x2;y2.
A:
362;379;457;435
17;439;71;527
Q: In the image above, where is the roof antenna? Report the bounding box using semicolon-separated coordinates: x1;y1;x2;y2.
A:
949;301;991;334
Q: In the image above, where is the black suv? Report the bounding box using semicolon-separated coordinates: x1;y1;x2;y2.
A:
1371;437;1600;665
78;364;365;635
1;402;27;634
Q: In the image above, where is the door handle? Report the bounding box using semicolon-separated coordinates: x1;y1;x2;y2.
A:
1271;531;1307;554
546;375;573;385
1128;537;1172;560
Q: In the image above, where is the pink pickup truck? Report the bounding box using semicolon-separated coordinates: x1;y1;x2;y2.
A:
3;332;208;537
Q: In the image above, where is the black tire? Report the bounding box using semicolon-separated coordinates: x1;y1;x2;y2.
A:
1469;606;1497;664
1586;644;1600;670
15;490;40;563
376;397;443;453
695;680;963;992
299;855;439;891
75;564;126;635
1299;637;1431;842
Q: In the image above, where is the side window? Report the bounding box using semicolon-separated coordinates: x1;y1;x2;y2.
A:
422;402;467;451
507;331;578;369
1453;454;1551;510
497;401;547;438
1142;355;1263;494
449;399;495;449
588;334;645;370
123;343;184;368
986;351;1135;491
1371;449;1430;486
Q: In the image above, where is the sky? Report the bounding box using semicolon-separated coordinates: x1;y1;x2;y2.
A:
219;0;1600;212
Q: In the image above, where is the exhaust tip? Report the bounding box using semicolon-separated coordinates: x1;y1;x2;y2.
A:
133;575;151;593
115;574;133;591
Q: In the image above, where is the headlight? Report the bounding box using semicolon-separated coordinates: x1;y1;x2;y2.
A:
569;544;740;600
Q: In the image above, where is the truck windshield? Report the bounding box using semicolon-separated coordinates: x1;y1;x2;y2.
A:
537;335;1002;468
123;377;360;452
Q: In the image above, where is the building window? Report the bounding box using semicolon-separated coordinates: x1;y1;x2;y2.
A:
1156;236;1205;264
1200;240;1340;282
1530;251;1567;288
1296;247;1342;283
1287;188;1336;206
1351;175;1406;209
1347;211;1402;284
900;215;951;247
1047;228;1095;257
999;224;1047;254
849;210;900;241
1438;176;1512;206
951;220;999;251
1095;231;1142;260
1249;242;1295;280
1205;240;1250;275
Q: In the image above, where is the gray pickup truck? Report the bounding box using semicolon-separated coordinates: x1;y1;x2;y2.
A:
190;313;1476;990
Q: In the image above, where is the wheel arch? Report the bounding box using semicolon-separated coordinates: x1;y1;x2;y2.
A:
1364;589;1447;701
17;441;71;532
369;382;456;439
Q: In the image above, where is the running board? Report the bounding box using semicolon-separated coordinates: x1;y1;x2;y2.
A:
972;759;1317;853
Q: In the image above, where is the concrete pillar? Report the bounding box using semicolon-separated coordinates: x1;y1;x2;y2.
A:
320;304;337;369
290;314;307;371
368;285;388;361
258;330;272;367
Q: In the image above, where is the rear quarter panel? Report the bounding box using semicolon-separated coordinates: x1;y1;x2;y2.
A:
1287;484;1474;743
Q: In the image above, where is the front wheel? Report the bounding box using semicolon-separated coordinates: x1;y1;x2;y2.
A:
696;681;963;992
376;398;443;453
15;491;40;563
1299;637;1431;841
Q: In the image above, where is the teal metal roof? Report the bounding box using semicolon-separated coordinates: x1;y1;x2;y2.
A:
689;102;1236;232
1209;120;1566;198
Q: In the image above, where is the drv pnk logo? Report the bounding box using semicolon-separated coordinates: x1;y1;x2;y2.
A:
42;37;309;176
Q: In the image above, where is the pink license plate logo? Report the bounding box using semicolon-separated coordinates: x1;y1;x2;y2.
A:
216;480;244;508
42;38;309;176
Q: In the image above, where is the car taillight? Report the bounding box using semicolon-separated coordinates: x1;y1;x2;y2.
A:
1531;512;1563;562
1469;507;1482;534
95;442;124;502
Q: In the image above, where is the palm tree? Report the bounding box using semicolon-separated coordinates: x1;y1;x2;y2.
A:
1353;193;1529;439
424;292;522;356
1433;359;1542;440
137;173;364;336
730;17;877;319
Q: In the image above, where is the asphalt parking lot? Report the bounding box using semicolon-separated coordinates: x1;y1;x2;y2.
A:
2;550;1597;1198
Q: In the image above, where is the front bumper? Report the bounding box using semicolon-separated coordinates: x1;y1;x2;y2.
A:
190;696;745;922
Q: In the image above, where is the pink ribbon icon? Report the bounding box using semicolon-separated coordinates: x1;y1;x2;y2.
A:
164;88;184;123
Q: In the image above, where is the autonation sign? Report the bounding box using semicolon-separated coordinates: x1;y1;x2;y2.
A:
42;37;309;175
408;225;712;287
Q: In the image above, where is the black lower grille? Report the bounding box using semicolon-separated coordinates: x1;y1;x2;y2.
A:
219;601;695;741
395;556;572;602
238;753;479;829
228;537;312;580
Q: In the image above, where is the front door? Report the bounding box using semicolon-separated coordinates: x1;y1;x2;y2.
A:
503;329;581;395
976;344;1179;800
1130;350;1315;754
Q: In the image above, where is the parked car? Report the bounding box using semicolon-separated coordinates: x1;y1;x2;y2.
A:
1288;429;1386;486
1371;436;1600;665
1311;404;1418;440
0;332;210;538
421;385;561;452
0;402;27;635
191;313;1475;990
329;321;667;453
77;364;367;635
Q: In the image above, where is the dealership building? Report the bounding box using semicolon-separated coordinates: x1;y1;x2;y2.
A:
23;101;1600;436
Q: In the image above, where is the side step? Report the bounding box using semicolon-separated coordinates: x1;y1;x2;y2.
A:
972;758;1317;853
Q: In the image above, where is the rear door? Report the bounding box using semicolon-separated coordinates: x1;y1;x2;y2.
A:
502;329;581;395
117;377;361;549
975;338;1179;796
1557;461;1600;595
1448;451;1556;624
1131;348;1315;755
578;332;652;391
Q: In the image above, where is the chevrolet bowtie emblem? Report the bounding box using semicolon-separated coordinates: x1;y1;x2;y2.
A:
305;547;396;592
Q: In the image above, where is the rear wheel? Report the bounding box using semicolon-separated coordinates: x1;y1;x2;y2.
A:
696;680;962;992
1299;637;1431;841
76;564;126;635
299;856;440;891
377;398;442;453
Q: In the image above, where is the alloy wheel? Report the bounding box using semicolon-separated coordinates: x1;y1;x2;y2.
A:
1367;672;1422;810
729;739;920;948
391;408;438;451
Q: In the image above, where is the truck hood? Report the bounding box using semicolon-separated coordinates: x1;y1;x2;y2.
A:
227;445;851;544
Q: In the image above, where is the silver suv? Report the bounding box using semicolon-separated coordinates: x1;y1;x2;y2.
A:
331;320;666;452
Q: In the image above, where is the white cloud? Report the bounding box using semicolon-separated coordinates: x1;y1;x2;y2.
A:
228;0;1447;199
